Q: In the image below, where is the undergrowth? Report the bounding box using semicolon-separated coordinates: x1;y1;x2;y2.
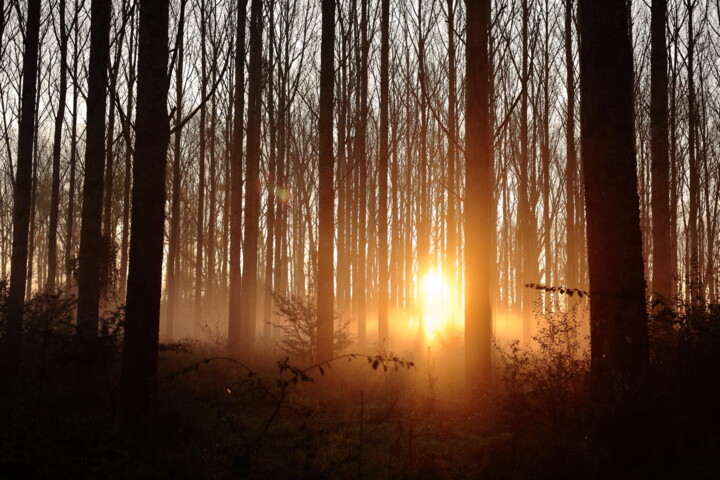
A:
1;290;719;479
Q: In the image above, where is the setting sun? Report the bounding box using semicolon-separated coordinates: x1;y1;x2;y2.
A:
420;268;460;341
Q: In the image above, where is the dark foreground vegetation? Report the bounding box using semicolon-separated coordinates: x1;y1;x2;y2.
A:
2;293;719;479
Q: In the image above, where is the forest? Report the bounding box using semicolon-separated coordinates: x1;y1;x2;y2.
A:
1;0;720;478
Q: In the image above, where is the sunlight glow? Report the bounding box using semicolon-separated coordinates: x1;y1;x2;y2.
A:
419;267;460;342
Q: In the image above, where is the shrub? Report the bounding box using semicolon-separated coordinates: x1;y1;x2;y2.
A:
493;303;590;434
270;291;353;362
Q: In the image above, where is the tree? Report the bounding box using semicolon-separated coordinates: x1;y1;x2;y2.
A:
464;0;493;387
578;0;649;428
77;0;111;339
377;0;389;347
650;0;672;317
316;0;335;362
240;0;263;356
4;0;41;375
46;0;68;292
686;0;700;307
565;0;578;291
165;0;187;339
228;0;247;356
119;0;171;423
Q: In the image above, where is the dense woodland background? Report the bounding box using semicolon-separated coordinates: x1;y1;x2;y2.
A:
1;0;720;478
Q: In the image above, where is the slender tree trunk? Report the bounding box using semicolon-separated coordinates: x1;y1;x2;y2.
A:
207;49;218;311
542;0;552;311
77;0;111;339
47;0;68;292
446;0;457;291
354;0;368;347
66;2;81;292
119;0;170;425
263;1;276;344
465;0;493;387
4;0;40;375
26;101;39;302
565;0;578;290
686;0;700;307
377;0;389;346
651;0;672;317
519;0;538;344
165;0;186;339
316;0;335;362
240;0;263;356
228;0;246;355
195;0;208;332
119;16;136;301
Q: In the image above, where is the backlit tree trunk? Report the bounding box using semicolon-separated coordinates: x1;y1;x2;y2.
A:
578;0;649;429
77;0;111;339
119;0;170;424
316;0;335;362
465;0;493;388
4;0;41;374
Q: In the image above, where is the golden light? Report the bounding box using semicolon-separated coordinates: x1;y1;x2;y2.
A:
420;267;460;342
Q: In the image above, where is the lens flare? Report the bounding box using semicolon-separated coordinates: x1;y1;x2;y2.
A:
275;186;290;204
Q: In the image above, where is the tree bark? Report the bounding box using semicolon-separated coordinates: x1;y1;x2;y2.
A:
77;0;111;339
464;0;493;387
377;0;389;346
316;0;335;362
228;0;246;356
239;0;263;356
650;0;672;318
4;0;41;374
578;0;649;431
47;0;68;292
165;0;187;340
119;0;170;425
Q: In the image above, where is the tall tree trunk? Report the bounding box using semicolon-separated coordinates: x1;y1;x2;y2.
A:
565;0;578;290
519;0;537;344
446;0;457;292
65;2;81;292
650;0;672;318
119;0;170;425
165;0;186;339
239;0;263;356
228;0;246;356
207;49;218;311
4;0;40;375
119;14;136;301
26;100;40;302
541;0;552;311
686;0;700;307
355;0;368;347
195;0;208;332
464;0;493;387
578;0;649;433
316;0;335;362
47;0;68;292
77;0;111;339
263;1;276;344
377;0;389;346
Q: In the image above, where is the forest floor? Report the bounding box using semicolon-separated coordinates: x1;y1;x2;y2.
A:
2;304;720;479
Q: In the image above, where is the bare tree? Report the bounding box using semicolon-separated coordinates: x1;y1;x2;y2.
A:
316;0;335;362
578;0;649;430
464;0;493;387
4;0;41;375
119;0;170;425
228;0;246;356
77;0;111;339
